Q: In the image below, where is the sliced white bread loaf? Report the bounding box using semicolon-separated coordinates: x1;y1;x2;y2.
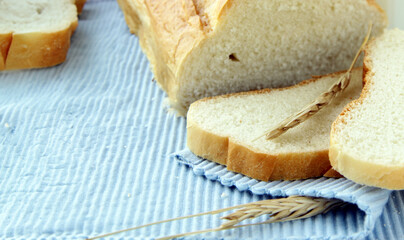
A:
0;0;83;70
118;0;386;115
329;29;404;190
187;68;363;181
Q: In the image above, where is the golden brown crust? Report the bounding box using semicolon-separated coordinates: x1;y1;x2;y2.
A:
323;168;344;178
75;0;87;14
4;23;77;70
227;142;332;181
0;33;12;70
187;120;228;165
187;117;335;181
329;33;404;190
186;72;354;181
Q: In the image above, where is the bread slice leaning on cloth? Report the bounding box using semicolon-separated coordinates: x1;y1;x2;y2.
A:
329;29;404;190
117;0;386;115
187;68;363;181
0;0;83;70
75;0;87;14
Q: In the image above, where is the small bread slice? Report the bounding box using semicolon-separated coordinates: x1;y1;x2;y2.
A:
0;0;82;70
329;29;404;190
187;68;363;181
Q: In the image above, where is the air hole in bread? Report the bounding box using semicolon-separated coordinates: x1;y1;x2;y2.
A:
36;7;43;14
228;53;239;62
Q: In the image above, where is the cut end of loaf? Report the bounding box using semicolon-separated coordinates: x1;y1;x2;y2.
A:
330;29;404;190
174;0;386;113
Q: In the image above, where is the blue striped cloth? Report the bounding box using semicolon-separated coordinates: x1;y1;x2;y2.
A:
0;0;403;239
173;149;395;239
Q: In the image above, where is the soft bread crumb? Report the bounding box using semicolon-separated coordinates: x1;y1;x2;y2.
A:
176;0;386;114
333;29;404;165
189;69;363;154
118;0;387;115
0;0;77;33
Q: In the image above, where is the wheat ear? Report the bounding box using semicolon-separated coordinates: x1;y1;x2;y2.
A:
255;23;372;141
86;196;345;240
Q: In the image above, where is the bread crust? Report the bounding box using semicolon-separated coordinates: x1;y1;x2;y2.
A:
188;115;333;181
186;71;356;181
0;1;83;71
187;120;228;165
187;118;332;181
75;0;87;14
3;24;78;71
329;140;404;190
329;34;404;190
118;0;213;112
0;33;12;70
323;168;343;178
228;142;331;181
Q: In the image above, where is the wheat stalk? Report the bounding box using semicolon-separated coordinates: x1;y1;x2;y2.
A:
220;196;344;228
255;23;373;141
86;196;346;240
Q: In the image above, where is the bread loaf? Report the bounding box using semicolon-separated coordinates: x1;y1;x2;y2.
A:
0;0;84;70
329;29;404;190
118;0;386;115
187;68;363;181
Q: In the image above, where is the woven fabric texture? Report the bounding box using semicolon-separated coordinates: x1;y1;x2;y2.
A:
0;1;403;239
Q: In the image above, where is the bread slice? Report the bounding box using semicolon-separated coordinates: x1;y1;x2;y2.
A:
187;68;363;181
118;0;386;115
0;0;83;70
75;0;87;14
329;29;404;190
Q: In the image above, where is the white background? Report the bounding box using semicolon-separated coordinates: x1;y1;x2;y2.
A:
377;0;404;29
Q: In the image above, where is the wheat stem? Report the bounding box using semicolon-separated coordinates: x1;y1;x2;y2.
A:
156;227;225;240
86;205;243;240
158;197;345;240
86;196;345;240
